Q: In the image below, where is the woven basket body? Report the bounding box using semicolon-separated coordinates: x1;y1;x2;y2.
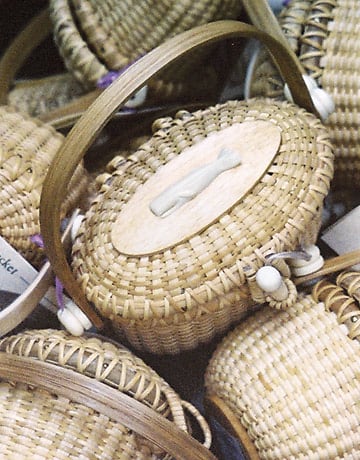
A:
0;106;88;267
249;0;360;189
8;73;87;118
0;329;211;459
71;98;334;354
205;271;360;459
49;0;242;99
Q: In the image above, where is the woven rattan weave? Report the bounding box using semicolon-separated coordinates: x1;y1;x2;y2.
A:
70;97;333;353
205;271;360;459
49;0;242;99
248;0;360;189
39;20;334;353
0;106;88;267
0;329;213;459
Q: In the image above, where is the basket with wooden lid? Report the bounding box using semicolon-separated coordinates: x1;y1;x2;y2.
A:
40;20;334;353
243;0;360;190
0;328;214;459
205;269;360;459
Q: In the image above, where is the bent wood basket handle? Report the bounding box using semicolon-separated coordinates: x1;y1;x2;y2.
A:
0;353;215;460
0;7;101;127
0;8;52;104
40;20;318;327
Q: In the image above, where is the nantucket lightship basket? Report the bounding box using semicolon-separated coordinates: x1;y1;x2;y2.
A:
40;21;334;353
205;270;360;459
0;329;214;459
245;0;360;189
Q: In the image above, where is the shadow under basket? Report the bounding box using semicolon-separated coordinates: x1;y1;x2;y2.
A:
205;270;360;459
0;329;214;459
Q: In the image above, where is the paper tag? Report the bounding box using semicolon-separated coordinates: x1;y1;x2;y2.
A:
0;236;58;311
321;205;360;270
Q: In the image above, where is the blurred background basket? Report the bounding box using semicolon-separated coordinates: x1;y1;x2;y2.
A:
247;0;360;190
49;0;243;103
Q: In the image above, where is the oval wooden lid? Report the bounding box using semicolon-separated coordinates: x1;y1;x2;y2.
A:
112;120;281;255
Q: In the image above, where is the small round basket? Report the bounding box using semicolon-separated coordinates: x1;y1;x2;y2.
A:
48;0;243;100
71;97;333;353
0;328;214;459
247;0;360;189
0;105;88;267
41;21;333;353
39;21;335;354
205;270;360;459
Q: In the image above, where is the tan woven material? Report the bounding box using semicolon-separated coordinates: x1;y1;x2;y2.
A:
249;0;360;189
8;73;87;118
70;98;334;353
0;329;212;459
49;0;242;98
0;106;88;267
205;273;360;459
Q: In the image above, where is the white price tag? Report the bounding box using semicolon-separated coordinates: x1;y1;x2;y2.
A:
0;236;58;311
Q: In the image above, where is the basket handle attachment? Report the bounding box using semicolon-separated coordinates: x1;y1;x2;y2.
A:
0;352;215;460
241;0;334;121
40;19;319;325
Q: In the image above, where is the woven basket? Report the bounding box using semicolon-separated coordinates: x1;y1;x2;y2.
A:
247;0;360;189
48;0;242;100
0;105;88;268
7;73;87;118
205;270;360;459
0;329;214;459
39;21;334;353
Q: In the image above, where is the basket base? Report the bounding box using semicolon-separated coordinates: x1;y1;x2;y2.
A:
204;393;260;460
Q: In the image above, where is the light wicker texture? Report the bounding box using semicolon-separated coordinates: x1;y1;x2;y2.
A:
0;106;88;267
249;0;360;189
0;329;211;460
71;98;334;354
8;73;87;118
205;275;360;459
48;0;242;98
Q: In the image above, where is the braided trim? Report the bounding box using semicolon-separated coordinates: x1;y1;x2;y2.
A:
297;0;337;79
312;280;360;340
266;277;298;310
0;329;187;425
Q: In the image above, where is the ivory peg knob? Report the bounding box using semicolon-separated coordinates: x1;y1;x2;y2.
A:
71;214;85;243
57;307;84;336
57;299;92;336
256;266;288;301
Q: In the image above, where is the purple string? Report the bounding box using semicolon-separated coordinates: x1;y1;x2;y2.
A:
96;59;140;89
30;234;65;311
